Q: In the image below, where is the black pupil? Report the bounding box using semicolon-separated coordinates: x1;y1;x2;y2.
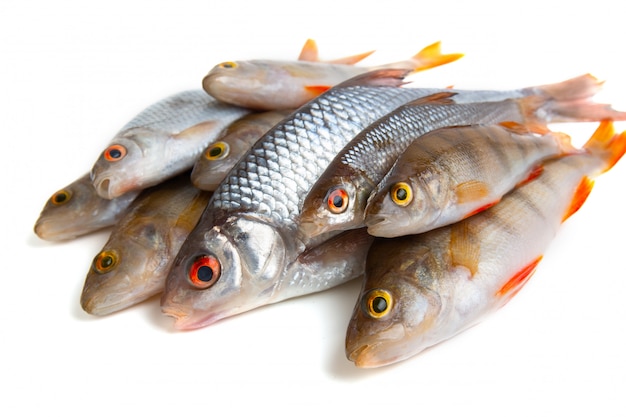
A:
109;148;122;159
197;265;214;282
54;193;67;203
209;146;222;157
372;296;388;314
395;188;407;201
100;256;113;268
332;194;344;208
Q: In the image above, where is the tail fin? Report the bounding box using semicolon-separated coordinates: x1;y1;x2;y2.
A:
582;120;626;173
371;41;464;73
518;75;626;124
560;121;626;223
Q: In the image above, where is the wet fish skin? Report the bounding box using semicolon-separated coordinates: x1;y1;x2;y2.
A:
34;173;139;241
191;110;292;191
90;90;251;200
202;41;463;110
299;74;626;239
163;69;460;329
346;121;626;368
364;123;574;237
80;174;212;316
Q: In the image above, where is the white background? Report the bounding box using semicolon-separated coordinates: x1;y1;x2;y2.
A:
2;1;625;415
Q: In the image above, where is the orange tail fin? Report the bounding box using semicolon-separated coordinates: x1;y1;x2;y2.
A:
582;120;626;173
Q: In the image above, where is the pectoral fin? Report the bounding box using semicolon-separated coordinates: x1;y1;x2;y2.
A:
455;180;490;204
173;120;221;140
449;221;480;276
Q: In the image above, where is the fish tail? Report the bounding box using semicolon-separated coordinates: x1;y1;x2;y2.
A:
581;120;626;173
409;41;464;72
522;74;626;123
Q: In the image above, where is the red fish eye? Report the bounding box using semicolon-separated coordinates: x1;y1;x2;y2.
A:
326;188;349;214
93;250;119;274
51;189;71;205
189;255;221;289
104;144;127;162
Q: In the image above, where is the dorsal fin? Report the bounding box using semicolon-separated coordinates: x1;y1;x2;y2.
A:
404;91;458;107
333;68;412;89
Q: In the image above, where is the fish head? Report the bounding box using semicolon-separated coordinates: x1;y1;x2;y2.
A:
161;214;288;329
91;127;166;199
80;220;169;315
202;60;284;110
299;171;370;238
34;174;96;241
190;139;241;191
345;237;444;368
364;174;433;238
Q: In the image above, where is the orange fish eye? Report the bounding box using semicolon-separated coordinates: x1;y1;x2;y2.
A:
50;189;72;205
390;182;413;206
362;289;393;319
204;141;230;161
219;61;238;69
104;144;127;162
326;187;349;214
188;255;221;289
93;250;119;274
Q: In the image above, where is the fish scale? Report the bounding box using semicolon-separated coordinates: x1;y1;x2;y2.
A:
341;99;524;186
211;79;443;226
119;90;231;133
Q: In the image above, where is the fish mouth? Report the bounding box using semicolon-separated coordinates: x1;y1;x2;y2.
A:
161;305;224;330
346;323;407;368
363;214;392;236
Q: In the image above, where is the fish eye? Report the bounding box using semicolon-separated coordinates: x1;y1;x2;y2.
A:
326;187;349;214
50;189;72;205
390;182;413;206
103;144;127;162
188;255;221;289
92;250;119;274
204;141;230;161
219;61;238;69
362;289;393;319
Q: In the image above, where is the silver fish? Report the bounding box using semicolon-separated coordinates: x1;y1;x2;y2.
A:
299;75;626;238
162;69;464;329
346;121;626;368
90;90;251;200
190;110;292;191
81;175;212;316
34;173;139;241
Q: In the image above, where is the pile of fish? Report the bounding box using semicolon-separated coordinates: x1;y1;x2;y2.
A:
34;40;626;368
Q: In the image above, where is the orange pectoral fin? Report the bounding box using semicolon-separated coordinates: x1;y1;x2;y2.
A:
496;256;543;300
562;176;594;223
450;221;480;276
304;85;332;96
455;180;490;204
